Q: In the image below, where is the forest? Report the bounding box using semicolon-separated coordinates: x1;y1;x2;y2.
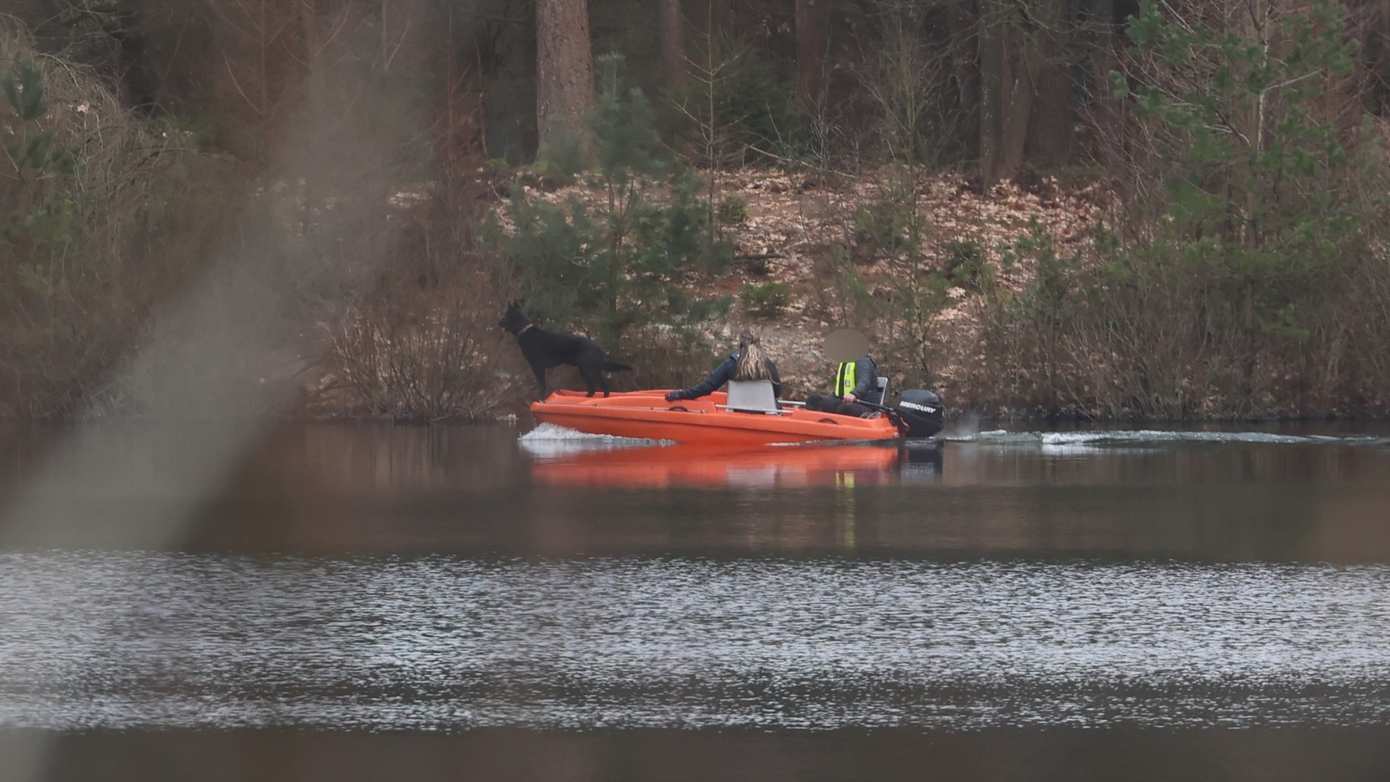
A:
3;0;1390;421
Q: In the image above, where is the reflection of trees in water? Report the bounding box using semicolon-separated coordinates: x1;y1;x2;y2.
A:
9;428;1386;562
247;424;529;495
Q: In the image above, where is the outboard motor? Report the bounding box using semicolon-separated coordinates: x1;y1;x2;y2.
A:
895;389;945;438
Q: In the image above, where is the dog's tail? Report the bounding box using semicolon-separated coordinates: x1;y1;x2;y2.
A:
604;361;633;372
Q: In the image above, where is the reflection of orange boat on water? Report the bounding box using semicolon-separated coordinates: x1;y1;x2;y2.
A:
530;443;903;489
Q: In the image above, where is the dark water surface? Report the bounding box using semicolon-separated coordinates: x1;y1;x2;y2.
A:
2;422;1390;779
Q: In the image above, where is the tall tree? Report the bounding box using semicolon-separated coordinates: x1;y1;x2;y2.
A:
1024;1;1073;167
795;0;833;106
944;0;981;152
660;0;686;91
536;0;595;156
1354;0;1390;113
977;0;1011;186
208;0;303;160
978;0;1065;186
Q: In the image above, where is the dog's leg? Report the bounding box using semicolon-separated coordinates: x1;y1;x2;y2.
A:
532;364;548;398
579;361;599;397
599;369;610;398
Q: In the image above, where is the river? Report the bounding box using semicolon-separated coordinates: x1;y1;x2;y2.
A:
1;421;1388;780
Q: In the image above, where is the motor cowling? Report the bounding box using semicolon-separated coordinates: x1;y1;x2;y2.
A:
895;389;944;438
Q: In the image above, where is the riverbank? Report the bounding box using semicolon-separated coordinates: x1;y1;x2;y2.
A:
306;165;1113;423
12;151;1384;426
501;167;1104;402
304;164;1387;424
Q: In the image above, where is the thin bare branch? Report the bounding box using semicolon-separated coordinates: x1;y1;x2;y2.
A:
223;53;263;115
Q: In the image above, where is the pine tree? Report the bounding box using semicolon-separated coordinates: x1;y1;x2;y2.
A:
536;0;596;161
489;57;726;350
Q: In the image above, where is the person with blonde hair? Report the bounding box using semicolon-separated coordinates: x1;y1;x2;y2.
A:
665;332;782;401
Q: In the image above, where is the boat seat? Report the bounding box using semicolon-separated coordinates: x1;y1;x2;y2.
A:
873;376;889;406
726;380;780;414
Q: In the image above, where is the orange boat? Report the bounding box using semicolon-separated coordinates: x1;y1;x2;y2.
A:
532;443;901;489
529;389;902;446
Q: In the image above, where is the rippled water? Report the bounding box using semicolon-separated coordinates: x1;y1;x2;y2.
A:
3;552;1390;732
2;422;1390;779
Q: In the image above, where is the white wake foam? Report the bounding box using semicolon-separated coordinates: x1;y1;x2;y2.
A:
944;429;1388;448
518;423;670;458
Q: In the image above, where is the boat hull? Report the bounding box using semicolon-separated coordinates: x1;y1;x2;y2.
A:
529;389;900;445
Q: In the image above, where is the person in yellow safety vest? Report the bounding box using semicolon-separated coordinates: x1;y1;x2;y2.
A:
805;353;879;417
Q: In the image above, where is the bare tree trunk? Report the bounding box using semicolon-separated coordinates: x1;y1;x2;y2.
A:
999;32;1035;180
257;0;271;159
979;0;1052;186
978;0;1007;186
298;0;326;230
1357;0;1390;113
945;0;980;155
1026;64;1071;166
1081;0;1122;172
536;0;595;157
298;0;322;100
795;0;833;106
660;0;686;92
442;2;482;218
1025;1;1073;168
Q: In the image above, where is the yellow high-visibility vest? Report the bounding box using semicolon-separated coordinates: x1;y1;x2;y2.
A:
834;361;857;397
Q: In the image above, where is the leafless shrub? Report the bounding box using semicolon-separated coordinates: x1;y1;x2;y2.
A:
330;290;509;421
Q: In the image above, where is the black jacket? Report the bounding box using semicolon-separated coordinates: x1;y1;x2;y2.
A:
668;353;783;400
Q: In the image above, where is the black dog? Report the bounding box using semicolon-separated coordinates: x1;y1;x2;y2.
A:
499;302;632;397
